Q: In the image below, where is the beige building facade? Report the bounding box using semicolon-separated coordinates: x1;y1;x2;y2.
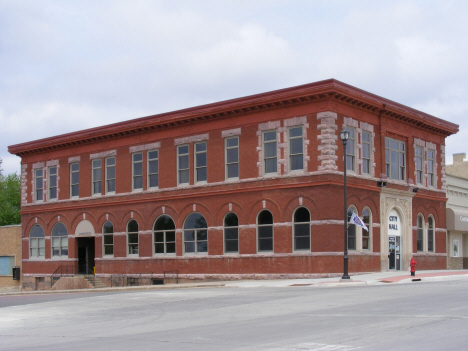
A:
446;153;468;269
0;225;22;289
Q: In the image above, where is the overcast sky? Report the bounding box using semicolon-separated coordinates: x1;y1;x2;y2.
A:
1;0;467;175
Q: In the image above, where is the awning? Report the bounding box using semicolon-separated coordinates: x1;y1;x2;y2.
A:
446;208;468;232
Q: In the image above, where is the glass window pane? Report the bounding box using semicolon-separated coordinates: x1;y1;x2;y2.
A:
259;238;273;251
197;168;207;182
104;245;113;255
149;174;158;187
195;143;207;152
225;227;238;240
178;145;189;154
128;233;138;244
134;176;143;189
107;180;115;192
226;138;238;147
264;131;276;141
155;215;176;230
71;164;79;172
133;153;142;162
155;232;164;242
185;242;195;253
258;211;273;224
71;172;79;184
166;243;176;253
149;160;158;174
179;155;189;169
155;243;165;254
258;226;272;239
295;237;310;250
197;242;208;253
225;240;238;252
184;230;195;241
294;207;310;222
290;138;303;154
92;160;101;168
128;220;138;233
104;235;113;245
227;148;239;163
133;163;142;176
265;158;277;173
224;213;239;227
50;188;57;199
93;169;101;181
197;229;208;241
289;127;302;138
227;164;239;178
107;167;115;179
196;153;207;167
179;170;189;184
184;213;207;229
166;231;175;242
264;143;277;158
148;150;158;159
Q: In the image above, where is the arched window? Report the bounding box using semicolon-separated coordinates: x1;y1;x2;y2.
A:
417;215;424;252
184;213;207;254
428;216;434;252
103;221;114;256
224;213;239;253
29;225;45;258
293;207;310;251
362;208;371;250
51;222;68;257
127;220;139;255
257;210;273;252
154;215;176;254
347;206;357;250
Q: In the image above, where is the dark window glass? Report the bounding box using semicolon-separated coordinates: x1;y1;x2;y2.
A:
224;213;239;253
258;210;273;252
154;215;176;254
294;207;310;251
184;213;208;254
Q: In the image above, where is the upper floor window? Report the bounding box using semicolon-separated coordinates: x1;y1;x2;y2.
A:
127;219;139;255
417;215;424;252
154;215;176;254
195;142;207;183
51;222;68;257
428;216;434;252
224;212;239;253
257;210;273;252
263;131;277;174
29;224;45;258
362;132;371;175
415;146;423;185
225;137;239;179
385;138;405;181
103;221;114;256
49;167;57;200
293;207;310;251
92;159;102;195
428;150;435;187
70;163;79;198
132;153;143;191
289;127;304;172
346;128;356;172
178;145;189;185
106;157;116;194
148;150;159;189
35;169;43;202
183;213;208;254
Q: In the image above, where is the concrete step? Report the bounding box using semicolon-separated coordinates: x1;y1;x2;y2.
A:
83;276;107;289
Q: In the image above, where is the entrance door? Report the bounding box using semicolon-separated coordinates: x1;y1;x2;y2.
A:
77;237;95;274
388;236;401;270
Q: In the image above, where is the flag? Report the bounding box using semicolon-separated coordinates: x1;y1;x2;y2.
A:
349;212;368;231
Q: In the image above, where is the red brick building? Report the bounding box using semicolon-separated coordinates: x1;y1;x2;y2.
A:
8;79;458;289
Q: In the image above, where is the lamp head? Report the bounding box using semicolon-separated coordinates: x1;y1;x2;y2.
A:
340;129;350;142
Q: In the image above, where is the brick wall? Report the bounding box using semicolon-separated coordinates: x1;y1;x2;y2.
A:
0;225;22;289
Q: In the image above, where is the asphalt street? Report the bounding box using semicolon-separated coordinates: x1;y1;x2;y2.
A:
1;277;468;351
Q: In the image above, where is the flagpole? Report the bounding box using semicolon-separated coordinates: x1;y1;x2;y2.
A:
340;129;350;280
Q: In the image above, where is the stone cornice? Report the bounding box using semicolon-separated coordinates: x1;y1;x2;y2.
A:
8;79;459;157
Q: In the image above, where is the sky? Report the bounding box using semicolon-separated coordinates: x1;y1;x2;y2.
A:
1;0;468;175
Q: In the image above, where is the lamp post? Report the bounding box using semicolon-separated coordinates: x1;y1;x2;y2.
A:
340;129;350;280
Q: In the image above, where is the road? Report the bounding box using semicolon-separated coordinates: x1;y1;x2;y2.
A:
1;279;467;350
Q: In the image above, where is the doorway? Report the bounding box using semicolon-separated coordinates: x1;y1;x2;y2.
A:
77;237;95;274
388;236;401;270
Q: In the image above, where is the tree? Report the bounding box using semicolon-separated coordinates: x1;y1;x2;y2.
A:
0;157;3;175
0;173;21;226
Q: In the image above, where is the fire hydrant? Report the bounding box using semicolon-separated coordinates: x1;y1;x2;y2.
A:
410;257;417;277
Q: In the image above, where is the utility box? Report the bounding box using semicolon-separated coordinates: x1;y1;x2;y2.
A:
12;266;20;280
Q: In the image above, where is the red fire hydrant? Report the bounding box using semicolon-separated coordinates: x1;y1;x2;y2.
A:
410;257;417;277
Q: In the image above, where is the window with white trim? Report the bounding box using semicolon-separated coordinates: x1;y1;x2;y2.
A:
70;163;79;198
417;215;424;252
415;146;423;185
385;138;406;181
51;222;68;257
346;128;356;172
132;153;143;191
35;169;43;202
288;126;304;172
178;145;189;185
148;150;159;189
347;207;357;250
0;256;15;276
225;137;239;179
127;220;139;255
257;210;273;252
195;142;207;183
103;221;114;256
224;212;239;253
106;157;116;194
428;149;435;187
154;215;176;254
362;132;371;175
362;208;371;250
49;166;57;200
293;207;310;251
428;216;434;252
29;224;45;258
183;213;208;254
92;159;102;195
263;131;277;174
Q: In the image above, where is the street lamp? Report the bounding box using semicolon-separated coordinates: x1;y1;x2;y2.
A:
340;129;351;280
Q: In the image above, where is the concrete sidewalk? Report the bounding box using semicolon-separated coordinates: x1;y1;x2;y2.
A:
1;270;467;296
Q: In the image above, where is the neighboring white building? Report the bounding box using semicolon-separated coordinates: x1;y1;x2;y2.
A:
446;153;468;269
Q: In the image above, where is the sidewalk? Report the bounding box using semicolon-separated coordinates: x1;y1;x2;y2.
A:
1;270;467;296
